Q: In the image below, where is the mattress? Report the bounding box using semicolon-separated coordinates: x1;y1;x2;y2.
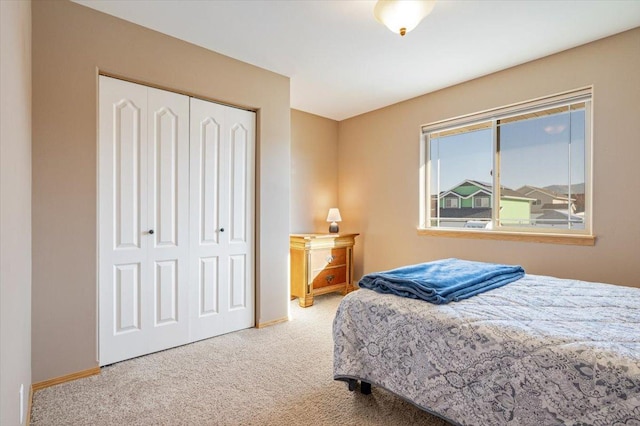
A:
333;274;640;425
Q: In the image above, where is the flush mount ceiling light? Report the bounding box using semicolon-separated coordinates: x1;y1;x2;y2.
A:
373;0;436;36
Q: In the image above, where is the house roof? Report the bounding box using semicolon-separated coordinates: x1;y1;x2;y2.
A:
440;188;491;200
541;203;570;210
535;210;583;224
439;208;492;219
516;185;575;201
443;179;535;202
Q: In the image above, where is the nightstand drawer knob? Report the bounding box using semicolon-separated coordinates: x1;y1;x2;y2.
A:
326;255;335;263
326;275;335;284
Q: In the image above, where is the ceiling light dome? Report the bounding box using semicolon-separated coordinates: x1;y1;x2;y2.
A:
373;0;436;36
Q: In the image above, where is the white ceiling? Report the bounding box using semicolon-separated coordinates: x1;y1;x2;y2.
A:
74;0;640;121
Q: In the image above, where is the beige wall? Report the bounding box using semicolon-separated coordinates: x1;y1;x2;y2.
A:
339;28;640;288
1;0;32;424
32;1;290;382
290;109;339;233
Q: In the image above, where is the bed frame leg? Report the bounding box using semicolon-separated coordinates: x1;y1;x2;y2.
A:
344;378;372;395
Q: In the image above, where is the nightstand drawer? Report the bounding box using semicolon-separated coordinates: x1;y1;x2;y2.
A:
310;248;346;270
312;266;347;289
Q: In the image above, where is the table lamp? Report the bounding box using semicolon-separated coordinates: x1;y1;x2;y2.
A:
326;208;342;233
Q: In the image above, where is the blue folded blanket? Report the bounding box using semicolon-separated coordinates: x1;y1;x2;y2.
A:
358;258;524;304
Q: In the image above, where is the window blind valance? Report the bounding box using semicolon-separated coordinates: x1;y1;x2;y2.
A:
421;87;592;135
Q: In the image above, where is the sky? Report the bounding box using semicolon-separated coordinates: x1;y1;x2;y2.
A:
430;110;586;194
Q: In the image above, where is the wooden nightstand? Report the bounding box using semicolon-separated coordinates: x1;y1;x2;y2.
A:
290;233;359;308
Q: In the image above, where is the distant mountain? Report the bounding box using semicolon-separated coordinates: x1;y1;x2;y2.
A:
544;183;585;195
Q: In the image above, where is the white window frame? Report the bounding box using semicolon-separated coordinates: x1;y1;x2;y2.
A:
418;88;594;245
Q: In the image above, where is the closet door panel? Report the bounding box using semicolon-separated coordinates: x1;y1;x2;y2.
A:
199;257;219;316
153;107;179;246
189;98;230;341
154;259;178;325
199;117;221;245
99;76;149;365
145;87;190;352
229;254;246;310
114;263;141;333
223;107;255;327
229;123;248;244
113;98;143;250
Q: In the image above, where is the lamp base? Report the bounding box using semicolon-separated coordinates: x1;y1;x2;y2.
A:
329;222;339;233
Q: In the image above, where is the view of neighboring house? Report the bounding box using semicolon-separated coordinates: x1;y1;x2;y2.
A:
432;180;585;229
516;184;585;229
516;185;577;214
432;180;535;227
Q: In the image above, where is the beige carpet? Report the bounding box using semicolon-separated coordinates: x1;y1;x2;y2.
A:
31;293;452;425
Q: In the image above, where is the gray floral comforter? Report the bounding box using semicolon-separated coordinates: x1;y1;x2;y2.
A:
333;275;640;425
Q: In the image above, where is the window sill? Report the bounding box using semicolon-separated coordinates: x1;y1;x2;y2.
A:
417;228;595;246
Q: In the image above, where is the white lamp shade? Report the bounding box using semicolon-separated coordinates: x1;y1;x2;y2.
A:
373;0;436;36
326;208;342;223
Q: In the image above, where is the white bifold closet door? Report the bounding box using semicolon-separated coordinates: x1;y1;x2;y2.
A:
189;98;255;342
98;76;255;366
98;77;190;366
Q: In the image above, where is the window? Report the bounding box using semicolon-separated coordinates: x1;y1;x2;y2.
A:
474;196;490;208
420;88;592;241
444;197;459;208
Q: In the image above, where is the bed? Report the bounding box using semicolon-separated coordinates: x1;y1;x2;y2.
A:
333;273;640;425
